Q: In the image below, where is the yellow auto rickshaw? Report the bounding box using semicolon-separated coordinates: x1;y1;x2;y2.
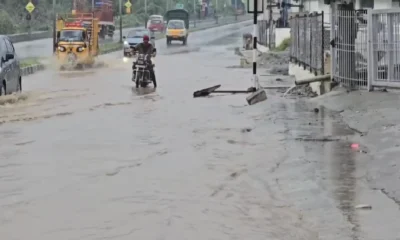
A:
54;13;100;70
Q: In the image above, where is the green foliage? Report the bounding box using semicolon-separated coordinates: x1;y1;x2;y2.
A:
20;57;41;67
0;0;234;34
274;37;290;51
0;9;16;34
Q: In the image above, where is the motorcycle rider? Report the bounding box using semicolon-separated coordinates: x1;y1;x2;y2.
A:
132;35;157;87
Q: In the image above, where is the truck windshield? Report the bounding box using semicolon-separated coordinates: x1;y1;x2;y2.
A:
168;21;184;29
59;30;84;42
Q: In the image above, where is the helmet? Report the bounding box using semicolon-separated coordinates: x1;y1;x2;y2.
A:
143;35;150;43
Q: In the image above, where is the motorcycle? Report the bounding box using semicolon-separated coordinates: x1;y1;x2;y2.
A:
132;52;157;88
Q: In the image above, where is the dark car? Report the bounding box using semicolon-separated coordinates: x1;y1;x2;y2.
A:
0;35;21;96
148;19;165;32
123;29;156;57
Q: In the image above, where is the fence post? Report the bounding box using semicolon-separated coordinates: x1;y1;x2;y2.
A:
303;14;307;69
309;13;313;72
330;4;335;82
296;14;299;63
367;9;374;91
321;11;325;75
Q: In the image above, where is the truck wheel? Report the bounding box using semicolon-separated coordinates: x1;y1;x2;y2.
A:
182;38;187;45
166;38;170;46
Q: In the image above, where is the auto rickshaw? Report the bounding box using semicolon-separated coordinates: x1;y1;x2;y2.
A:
53;13;100;70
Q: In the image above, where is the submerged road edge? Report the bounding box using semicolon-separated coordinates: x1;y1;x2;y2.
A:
21;18;252;77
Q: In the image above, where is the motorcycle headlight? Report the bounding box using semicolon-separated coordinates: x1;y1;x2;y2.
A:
77;47;85;52
124;41;129;46
58;46;66;52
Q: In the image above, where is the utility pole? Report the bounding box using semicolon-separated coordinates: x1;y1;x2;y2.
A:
145;0;147;14
193;0;196;27
268;0;273;49
119;0;122;43
53;0;56;53
92;0;94;11
235;0;237;20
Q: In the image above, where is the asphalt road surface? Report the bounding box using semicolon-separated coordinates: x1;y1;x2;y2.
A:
13;17;229;59
1;24;400;240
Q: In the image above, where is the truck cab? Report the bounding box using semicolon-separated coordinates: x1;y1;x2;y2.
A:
54;13;100;69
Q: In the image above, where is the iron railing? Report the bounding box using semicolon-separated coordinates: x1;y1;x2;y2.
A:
331;9;368;89
289;12;325;75
257;19;276;49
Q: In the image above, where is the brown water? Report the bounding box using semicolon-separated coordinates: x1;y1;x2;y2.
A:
1;28;400;240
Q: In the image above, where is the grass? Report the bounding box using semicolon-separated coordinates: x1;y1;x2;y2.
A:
273;37;290;51
20;58;42;68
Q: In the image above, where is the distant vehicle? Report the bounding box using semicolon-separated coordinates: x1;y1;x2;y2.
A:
0;35;22;95
73;0;115;39
147;15;164;28
165;9;189;46
123;29;156;57
148;19;165;32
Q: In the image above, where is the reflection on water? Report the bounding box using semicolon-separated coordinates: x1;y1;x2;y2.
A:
329;141;360;239
280;101;361;238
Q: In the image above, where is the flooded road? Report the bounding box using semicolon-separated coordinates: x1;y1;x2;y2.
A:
1;26;400;240
13;16;241;59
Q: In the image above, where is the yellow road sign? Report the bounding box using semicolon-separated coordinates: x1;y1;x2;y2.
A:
25;2;35;13
124;1;132;8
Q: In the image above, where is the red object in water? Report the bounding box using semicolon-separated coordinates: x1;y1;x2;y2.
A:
351;143;359;149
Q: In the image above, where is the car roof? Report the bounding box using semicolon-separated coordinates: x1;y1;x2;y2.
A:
128;29;149;36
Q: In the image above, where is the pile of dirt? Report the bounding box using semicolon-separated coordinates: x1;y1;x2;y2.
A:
287;84;318;98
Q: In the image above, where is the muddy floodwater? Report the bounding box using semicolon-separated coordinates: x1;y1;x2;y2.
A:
1;27;400;240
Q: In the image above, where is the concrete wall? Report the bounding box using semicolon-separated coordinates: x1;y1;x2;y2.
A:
276;28;290;46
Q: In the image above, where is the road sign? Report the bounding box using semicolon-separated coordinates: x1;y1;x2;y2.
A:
124;0;132;8
175;3;184;9
247;0;264;13
25;2;35;13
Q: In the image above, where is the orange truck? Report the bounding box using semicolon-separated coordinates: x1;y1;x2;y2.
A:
72;0;115;39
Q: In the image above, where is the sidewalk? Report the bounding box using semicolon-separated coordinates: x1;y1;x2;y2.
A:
310;87;400;207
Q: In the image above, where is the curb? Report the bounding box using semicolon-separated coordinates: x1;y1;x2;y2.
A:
21;64;45;76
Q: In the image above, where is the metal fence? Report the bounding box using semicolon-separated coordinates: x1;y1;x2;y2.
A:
367;9;400;90
330;7;400;91
257;19;276;49
331;8;368;89
289;12;326;75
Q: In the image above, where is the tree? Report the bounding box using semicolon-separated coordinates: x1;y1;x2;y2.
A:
0;9;16;34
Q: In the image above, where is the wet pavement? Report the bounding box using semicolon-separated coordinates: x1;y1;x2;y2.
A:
1;25;400;240
13;17;235;59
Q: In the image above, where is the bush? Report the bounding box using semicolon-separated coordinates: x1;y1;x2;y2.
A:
274;37;290;51
0;9;16;34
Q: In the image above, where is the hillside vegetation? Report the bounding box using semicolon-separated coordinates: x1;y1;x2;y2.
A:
0;0;234;34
